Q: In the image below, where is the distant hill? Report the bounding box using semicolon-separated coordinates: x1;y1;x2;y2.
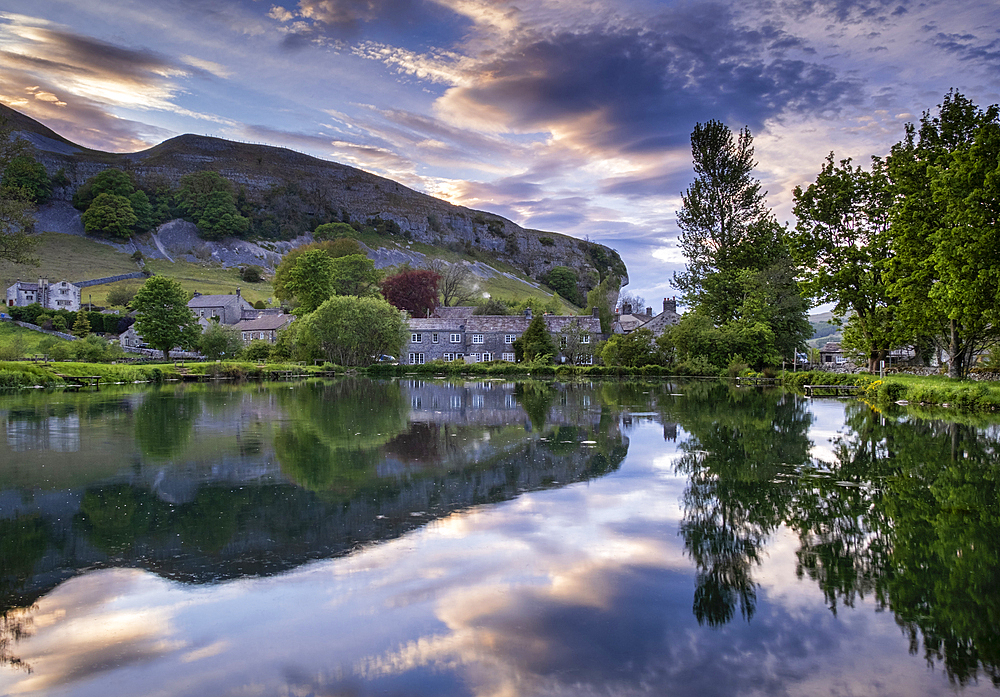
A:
2;104;627;305
807;310;841;348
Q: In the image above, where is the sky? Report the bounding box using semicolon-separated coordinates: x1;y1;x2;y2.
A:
1;0;999;306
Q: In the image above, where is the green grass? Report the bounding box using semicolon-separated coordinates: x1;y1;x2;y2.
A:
0;322;73;358
144;258;275;305
782;370;1000;412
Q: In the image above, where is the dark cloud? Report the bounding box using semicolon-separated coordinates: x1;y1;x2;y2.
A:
780;0;908;23
440;5;858;158
285;0;470;45
29;28;183;83
932;31;1000;68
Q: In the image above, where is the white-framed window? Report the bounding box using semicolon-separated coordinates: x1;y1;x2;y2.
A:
450;395;462;408
560;336;568;349
472;394;485;408
578;354;594;365
472;334;484;344
432;333;439;343
482;352;493;362
411;396;422;409
450;333;462;343
456;353;464;360
505;394;517;408
502;352;515;362
412;333;422;342
504;334;516;344
471;353;480;362
408;352;425;364
581;335;590;344
443;352;454;361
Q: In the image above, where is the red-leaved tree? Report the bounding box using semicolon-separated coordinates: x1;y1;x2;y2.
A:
380;269;441;317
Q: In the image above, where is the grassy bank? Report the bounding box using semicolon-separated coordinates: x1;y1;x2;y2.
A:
782;370;1000;411
0;360;340;388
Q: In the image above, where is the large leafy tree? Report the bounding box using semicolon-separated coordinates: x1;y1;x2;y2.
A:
380;268;440;316
513;314;555;362
282;249;336;315
273;240;365;307
82;193;138;239
177;171;248;240
790;154;897;371
674;120;809;367
2;154;50;203
885;91;1000;377
330;254;380;298
301;295;406;366
132;276;200;358
199;322;244;360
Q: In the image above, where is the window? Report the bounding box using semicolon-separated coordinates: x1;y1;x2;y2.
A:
578;354;594;365
417;353;425;364
450;395;462;408
502;352;515;362
450;333;462;343
443;352;454;362
482;352;493;362
472;394;484;408
504;334;516;344
560;336;568;349
472;334;484;344
581;335;590;344
456;353;464;360
407;352;424;364
412;333;422;342
432;333;439;343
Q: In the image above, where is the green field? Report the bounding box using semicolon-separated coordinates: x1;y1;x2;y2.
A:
143;258;275;305
0;321;73;358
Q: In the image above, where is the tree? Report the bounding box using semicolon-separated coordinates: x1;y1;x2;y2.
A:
313;222;356;240
72;312;91;338
587;276;616;334
513;314;555;362
427;259;475;307
599;329;656;367
128;189;155;233
674;120;809;367
82;193;138;239
791;154;897;371
132;276;200;358
542;266;581;305
199;322;243;360
73;168;133;209
106;282;139;308
330;254;380;298
177;171;248;240
618;291;646;314
300;295;406;366
885;91;1000;377
282;249;335;315
2;154;50;203
0;119;37;266
273;240;364;305
474;298;510;315
380;269;440;316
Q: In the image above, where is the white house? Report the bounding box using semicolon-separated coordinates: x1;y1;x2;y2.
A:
6;278;81;312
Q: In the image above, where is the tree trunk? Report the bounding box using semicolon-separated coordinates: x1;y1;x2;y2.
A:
948;318;964;379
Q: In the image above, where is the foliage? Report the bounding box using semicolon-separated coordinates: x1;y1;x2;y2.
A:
177;171;248;240
300;295;406;366
791;153;897;371
273;240;362;306
427;259;475;307
243;339;273;362
128;190;155;232
132;276;201;358
513;314;555;363
241;265;264;283
82;193;138;239
474;298;510;315
2;154;50;203
885;91;1000;378
586;276;616;334
329;254;380;298
105;282;138;308
380;268;440;316
542;266;581;305
673;120;810;367
72;311;91;338
73;168;133;209
599;329;657;367
199;322;243;360
281;249;335;314
0;121;37;266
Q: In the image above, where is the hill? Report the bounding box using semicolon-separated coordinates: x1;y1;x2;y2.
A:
2;104;627;308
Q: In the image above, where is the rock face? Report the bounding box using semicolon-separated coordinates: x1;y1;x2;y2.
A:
5;104;628;299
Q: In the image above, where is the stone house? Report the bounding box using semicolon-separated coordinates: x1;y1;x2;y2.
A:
819;341;846;365
404;308;601;365
6;278;81;312
233;313;294;344
612;298;680;336
187;289;255;325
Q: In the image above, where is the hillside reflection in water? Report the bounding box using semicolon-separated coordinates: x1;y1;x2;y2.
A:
1;379;998;696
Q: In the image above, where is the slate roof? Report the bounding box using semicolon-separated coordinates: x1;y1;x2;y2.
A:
234;314;294;332
188;294;250;309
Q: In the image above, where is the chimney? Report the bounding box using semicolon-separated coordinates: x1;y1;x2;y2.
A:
193;291;201;297
524;308;532;320
624;302;632;315
592;306;599;318
646;307;652;317
236;287;241;298
663;297;677;314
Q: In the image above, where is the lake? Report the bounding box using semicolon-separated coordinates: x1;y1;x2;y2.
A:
1;378;997;696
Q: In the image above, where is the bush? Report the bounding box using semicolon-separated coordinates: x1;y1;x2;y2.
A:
244;340;272;362
241;265;264;283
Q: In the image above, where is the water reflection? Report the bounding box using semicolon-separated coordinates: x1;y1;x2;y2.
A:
1;380;998;694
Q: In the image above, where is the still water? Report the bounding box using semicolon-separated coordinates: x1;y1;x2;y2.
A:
0;378;997;696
